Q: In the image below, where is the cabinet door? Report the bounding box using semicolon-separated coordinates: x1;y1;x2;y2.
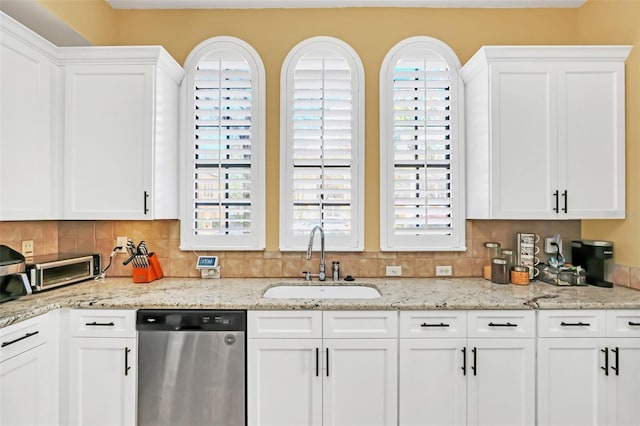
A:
64;64;153;219
490;62;559;219
0;27;60;220
398;339;466;426
467;338;535;426
323;339;397;426
559;62;626;219
0;344;52;426
248;339;322;426
68;337;136;426
537;337;607;426
607;339;640;426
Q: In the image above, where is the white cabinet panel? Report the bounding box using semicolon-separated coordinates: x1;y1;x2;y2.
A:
323;311;397;339
0;314;50;362
61;47;183;220
399;339;467;426
538;309;606;337
462;46;630;220
606;310;640;337
0;13;61;220
248;310;398;426
399;310;535;426
69;309;136;338
537;309;640;426
489;62;558;219
537;337;608;426
468;310;535;338
323;339;397;426
67;309;136;426
248;339;322;426
0;312;56;425
68;337;136;426
399;310;466;338
467;338;535;426
248;310;322;339
607;339;640;426
0;344;52;426
560;62;625;218
64;65;151;218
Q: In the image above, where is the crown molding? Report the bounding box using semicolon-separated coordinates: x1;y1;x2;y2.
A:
106;0;587;10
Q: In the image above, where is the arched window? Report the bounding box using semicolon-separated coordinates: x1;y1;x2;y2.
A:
280;37;365;251
180;37;265;250
380;36;466;251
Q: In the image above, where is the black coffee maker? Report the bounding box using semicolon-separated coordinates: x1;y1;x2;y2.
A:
571;240;614;288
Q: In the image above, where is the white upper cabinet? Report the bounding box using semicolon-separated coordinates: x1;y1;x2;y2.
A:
461;46;630;220
61;47;184;219
0;12;184;221
0;13;63;220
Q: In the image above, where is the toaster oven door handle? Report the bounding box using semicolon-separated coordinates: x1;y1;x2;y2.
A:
1;331;39;348
85;321;115;327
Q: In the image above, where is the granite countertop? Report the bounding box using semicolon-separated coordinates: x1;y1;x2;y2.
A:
2;277;640;328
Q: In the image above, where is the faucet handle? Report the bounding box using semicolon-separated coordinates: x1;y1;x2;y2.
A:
301;271;312;281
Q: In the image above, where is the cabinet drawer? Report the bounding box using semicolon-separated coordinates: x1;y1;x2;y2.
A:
323;311;398;339
537;310;606;337
606;310;640;337
0;313;49;362
399;311;466;338
70;309;136;338
248;310;322;339
468;310;535;338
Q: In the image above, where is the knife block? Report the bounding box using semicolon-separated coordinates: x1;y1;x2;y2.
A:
132;253;164;283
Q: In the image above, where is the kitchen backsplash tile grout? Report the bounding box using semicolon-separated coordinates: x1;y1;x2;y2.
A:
16;219;640;285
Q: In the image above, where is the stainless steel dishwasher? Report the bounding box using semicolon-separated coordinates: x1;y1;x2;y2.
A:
136;309;246;426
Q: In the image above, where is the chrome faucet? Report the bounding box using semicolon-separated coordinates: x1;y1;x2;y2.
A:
306;225;326;281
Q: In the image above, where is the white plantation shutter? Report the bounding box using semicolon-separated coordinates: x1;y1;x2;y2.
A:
181;37;265;250
280;37;364;251
380;37;465;251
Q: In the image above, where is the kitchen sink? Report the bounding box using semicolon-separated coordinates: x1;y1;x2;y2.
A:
263;284;381;299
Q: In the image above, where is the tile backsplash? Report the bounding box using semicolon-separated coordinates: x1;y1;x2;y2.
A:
6;219;623;284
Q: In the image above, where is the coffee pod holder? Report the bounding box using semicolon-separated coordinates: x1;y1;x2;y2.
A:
132;253;164;283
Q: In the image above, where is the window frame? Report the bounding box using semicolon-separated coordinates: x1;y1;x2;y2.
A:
279;36;365;252
179;36;266;251
379;36;466;251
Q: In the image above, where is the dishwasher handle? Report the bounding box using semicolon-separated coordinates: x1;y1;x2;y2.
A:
136;310;246;332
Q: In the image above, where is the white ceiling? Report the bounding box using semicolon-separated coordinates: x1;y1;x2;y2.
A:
106;0;586;9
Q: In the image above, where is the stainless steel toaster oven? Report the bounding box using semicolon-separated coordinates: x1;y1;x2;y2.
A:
26;253;101;292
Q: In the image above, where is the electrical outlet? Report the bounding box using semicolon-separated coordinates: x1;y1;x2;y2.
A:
544;237;562;255
21;240;34;257
116;236;128;253
386;266;402;277
436;265;452;276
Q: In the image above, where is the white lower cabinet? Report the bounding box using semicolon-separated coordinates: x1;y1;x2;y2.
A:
0;313;56;425
248;310;398;426
399;310;535;426
537;310;640;426
467;337;535;426
67;309;136;426
249;338;322;425
322;338;397;426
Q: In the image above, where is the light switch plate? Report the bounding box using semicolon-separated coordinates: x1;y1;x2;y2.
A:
21;240;34;257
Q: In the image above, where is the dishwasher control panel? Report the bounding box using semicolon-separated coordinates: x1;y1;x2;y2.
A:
136;309;246;331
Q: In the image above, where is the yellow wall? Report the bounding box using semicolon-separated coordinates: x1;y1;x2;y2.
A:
576;0;640;266
39;0;118;45
38;1;639;265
